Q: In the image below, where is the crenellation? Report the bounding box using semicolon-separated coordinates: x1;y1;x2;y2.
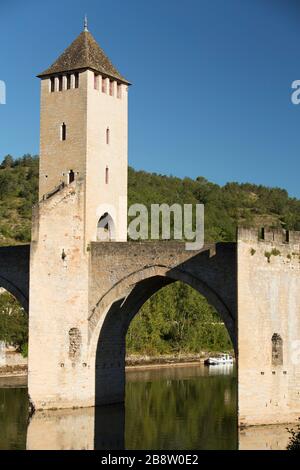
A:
238;226;300;248
288;230;300;244
263;228;283;243
237;226;259;241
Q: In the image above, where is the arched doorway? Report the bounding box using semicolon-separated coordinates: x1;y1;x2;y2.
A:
96;213;116;241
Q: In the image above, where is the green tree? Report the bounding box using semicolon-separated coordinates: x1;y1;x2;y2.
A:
0;291;28;354
0;155;14;169
287;419;300;450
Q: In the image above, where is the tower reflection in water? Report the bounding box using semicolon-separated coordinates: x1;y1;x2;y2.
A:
27;404;125;450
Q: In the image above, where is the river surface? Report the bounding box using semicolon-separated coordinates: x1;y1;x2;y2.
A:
0;364;293;450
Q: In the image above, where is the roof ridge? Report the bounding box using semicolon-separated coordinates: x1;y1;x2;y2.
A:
83;31;90;64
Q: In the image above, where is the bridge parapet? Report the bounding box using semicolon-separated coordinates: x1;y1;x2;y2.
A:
238;226;300;247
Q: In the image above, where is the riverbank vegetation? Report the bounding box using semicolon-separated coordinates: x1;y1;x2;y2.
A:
1;154;300;355
127;282;232;355
0;291;27;356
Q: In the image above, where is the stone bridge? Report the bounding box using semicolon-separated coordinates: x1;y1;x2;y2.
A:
1;228;300;426
88;241;237;407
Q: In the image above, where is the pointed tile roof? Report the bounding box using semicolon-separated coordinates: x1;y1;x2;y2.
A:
38;30;130;84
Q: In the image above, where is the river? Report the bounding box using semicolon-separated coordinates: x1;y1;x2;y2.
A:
0;364;293;450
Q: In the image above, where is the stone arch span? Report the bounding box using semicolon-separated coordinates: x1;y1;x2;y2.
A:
0;245;30;312
88;242;237;406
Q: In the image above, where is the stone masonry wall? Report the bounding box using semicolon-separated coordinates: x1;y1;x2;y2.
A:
28;180;92;410
238;227;300;425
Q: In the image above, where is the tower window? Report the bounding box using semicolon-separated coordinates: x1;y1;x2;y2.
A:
74;73;79;89
109;80;114;96
68;170;75;184
67;74;71;90
117;83;122;99
50;77;55;92
58;76;63;92
106;128;110;145
97;213;115;241
102;77;107;93
105;167;109;184
94;73;99;90
286;230;290;243
61;123;67;141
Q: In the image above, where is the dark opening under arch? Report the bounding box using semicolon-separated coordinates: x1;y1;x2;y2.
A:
0;245;30;314
93;268;236;407
97;213;115;241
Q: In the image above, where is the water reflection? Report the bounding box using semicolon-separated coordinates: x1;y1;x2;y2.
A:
26;364;236;450
27;404;125;450
125;364;237;450
0;364;293;450
0;387;27;450
239;425;292;450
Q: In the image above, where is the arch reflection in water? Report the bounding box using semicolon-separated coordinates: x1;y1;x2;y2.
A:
27;404;125;450
1;365;295;450
27;365;237;450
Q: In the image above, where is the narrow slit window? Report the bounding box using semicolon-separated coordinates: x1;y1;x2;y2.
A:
106;128;110;145
58;76;63;92
67;74;71;90
102;78;106;93
109;80;114;96
50;77;55;92
68;170;75;184
61;123;67;141
105;167;109;184
74;73;79;89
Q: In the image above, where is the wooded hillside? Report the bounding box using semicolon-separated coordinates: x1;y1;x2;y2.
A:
1;154;299;355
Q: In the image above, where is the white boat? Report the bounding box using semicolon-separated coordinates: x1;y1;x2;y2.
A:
204;354;233;366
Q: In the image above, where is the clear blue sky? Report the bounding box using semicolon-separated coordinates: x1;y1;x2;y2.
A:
1;0;300;197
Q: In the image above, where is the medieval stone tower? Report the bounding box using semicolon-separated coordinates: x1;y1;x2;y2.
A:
28;22;130;410
38;19;129;243
24;20;300;426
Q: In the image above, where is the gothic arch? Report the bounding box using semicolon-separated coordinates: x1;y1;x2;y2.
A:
88;263;236;406
0;276;28;312
96;213;116;241
0;245;30;313
89;264;235;347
